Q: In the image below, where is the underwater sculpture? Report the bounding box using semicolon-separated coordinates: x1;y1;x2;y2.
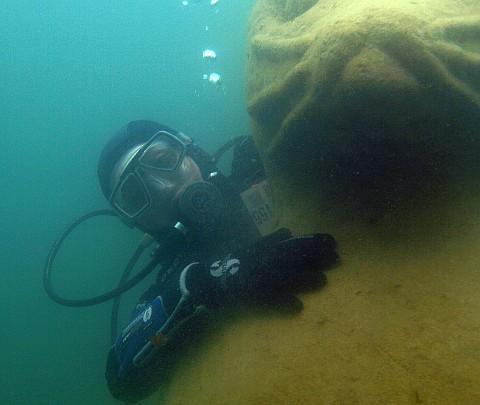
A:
155;1;480;403
247;0;480;222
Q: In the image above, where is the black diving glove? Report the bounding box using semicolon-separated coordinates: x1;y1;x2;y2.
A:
186;228;338;307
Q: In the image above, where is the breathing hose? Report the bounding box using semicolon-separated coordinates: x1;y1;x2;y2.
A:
110;233;154;344
43;209;157;308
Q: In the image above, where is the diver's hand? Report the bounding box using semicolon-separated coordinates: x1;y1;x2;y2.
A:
187;228;338;306
240;228;337;292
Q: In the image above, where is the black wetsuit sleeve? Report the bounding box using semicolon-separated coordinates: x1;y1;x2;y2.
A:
106;319;204;404
105;261;207;403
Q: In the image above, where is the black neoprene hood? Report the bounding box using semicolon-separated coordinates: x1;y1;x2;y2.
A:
97;120;215;199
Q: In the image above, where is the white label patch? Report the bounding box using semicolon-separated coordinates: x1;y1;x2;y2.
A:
241;180;278;236
143;306;152;323
210;258;241;278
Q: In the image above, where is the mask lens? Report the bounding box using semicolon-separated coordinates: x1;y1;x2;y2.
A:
139;134;184;171
112;173;149;217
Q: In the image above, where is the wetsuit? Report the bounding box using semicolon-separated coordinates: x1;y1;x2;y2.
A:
105;137;337;402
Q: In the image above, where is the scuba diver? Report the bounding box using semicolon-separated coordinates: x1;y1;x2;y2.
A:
45;119;338;403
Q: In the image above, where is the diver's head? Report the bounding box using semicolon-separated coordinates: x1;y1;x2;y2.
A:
97;120;222;236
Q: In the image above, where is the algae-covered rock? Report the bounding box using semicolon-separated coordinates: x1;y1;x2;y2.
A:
247;0;480;223
153;1;480;404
